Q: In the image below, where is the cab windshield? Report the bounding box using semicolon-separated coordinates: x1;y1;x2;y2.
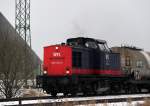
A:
98;43;110;52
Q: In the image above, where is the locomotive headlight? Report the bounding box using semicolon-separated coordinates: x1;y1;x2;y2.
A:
43;71;47;74
55;46;59;50
66;70;70;74
65;67;70;74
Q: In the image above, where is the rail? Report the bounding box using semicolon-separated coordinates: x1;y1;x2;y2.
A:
0;94;150;105
0;96;57;105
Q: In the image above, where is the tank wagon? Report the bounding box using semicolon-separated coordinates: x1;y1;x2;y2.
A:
111;46;150;80
37;37;150;96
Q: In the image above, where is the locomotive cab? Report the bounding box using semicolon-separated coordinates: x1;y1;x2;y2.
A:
67;37;122;76
67;37;111;52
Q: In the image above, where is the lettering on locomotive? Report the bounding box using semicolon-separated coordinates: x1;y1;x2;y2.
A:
53;52;61;57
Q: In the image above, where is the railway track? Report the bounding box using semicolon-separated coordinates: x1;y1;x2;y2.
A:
0;93;150;106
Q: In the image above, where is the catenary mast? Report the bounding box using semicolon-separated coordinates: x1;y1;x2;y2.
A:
15;0;31;47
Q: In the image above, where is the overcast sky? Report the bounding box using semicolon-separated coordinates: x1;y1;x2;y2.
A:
0;0;150;59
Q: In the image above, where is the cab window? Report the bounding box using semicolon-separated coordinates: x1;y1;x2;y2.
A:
98;43;110;52
85;41;98;49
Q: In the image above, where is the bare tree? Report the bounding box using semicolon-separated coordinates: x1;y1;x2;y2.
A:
0;13;41;98
0;30;35;98
0;31;21;98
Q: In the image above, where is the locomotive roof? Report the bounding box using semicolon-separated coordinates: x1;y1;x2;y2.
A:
67;37;106;44
121;46;143;51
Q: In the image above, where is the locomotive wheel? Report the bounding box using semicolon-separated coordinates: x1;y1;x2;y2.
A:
148;89;150;93
71;92;77;96
83;91;89;96
70;88;77;96
70;84;78;96
83;88;90;96
130;86;138;93
125;84;138;94
64;92;69;96
124;84;131;94
51;92;57;97
83;88;93;96
92;83;98;95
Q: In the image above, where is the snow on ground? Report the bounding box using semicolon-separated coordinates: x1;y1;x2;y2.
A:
77;101;144;106
0;101;19;106
0;93;149;106
20;88;48;97
0;100;145;106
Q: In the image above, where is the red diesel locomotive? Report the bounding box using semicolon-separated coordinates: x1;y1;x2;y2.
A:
37;37;146;96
